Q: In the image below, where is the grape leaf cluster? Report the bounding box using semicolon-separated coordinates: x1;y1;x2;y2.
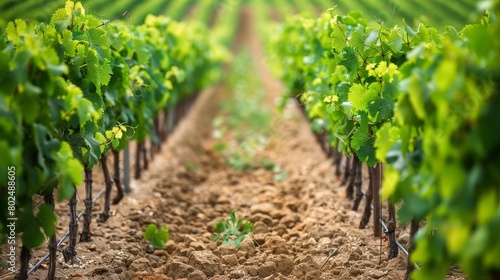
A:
272;6;500;279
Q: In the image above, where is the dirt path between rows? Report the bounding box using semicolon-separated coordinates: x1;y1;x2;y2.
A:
20;5;465;280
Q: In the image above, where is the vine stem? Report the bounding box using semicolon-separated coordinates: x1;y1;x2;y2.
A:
96;11;130;28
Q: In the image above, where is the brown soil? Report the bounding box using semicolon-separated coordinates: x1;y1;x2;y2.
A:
2;6;466;280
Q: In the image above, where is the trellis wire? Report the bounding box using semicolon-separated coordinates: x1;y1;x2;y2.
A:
27;188;106;275
379;218;420;269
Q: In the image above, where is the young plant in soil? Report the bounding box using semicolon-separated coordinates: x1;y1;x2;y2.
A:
212;210;254;247
143;225;169;249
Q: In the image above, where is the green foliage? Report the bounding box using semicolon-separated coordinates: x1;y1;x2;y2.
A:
212;210;254;247
273;6;500;280
143;224;169;249
0;0;228;251
378;12;500;279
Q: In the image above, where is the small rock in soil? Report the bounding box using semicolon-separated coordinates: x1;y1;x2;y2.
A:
146;254;162;267
310;227;334;241
253;234;266;246
215;244;237;256
165;240;178;254
251;213;274;226
238;238;256;257
347;252;361;261
262;236;287;254
305;270;321;280
190;241;207;251
349;267;363;277
229;269;246;279
318;237;332;246
220;254;238;266
145;245;155;254
368;269;388;279
252;221;269;234
250;203;274;215
267;254;294;276
109;240;125;250
165;261;195;278
70;271;84;277
216;196;231;204
87;244;97;251
91;267;109;276
303;237;317;248
280;213;301;228
211;276;230;280
291;263;314;278
273;224;288;236
154;249;169;257
188;250;221;277
258;261;276;277
129;257;154;273
187;269;208;280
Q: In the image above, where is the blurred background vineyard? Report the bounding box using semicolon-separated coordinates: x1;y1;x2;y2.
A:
0;0;487;32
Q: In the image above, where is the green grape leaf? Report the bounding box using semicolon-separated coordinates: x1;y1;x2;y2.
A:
348;26;365;50
340;46;358;74
85;28;111;61
331;22;347;51
37;204;57;237
348;83;378;112
368;98;394;122
350;113;376;166
403;19;416;37
82;122;101;167
22;223;46;249
50;7;72;33
374;123;400;162
364;30;378;45
86;48;112;92
62;30;77;57
388;28;403;53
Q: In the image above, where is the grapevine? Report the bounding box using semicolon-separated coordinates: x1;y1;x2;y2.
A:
0;1;228;278
272;5;500;279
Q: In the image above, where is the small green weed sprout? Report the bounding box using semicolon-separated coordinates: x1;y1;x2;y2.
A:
212;210;254;247
143;224;169;249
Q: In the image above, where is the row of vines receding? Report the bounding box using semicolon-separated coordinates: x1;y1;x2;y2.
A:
271;3;500;279
0;1;229;279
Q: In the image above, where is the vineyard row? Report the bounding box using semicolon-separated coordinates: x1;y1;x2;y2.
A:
272;5;500;280
0;1;229;279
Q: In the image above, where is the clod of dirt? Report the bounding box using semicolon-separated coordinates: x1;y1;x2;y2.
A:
90;267;110;276
280;213;301;228
164;261;195;278
258;261;277;277
228;269;246;279
109;240;126;250
261;236;288;254
252;221;269;234
249;202;275;215
165;240;178;254
211;276;230;280
291;255;319;278
267;254;294;275
188;250;222;277
237;238;256;257
367;269;389;279
251;213;274;226
129;257;154;273
220;254;238;266
188;269;209;280
305;270;321;280
215;244;237;256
